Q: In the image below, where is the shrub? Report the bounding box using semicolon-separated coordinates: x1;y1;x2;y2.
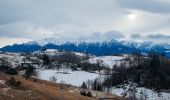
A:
87;91;93;97
16;81;22;87
0;65;10;72
7;77;16;86
6;77;22;88
5;68;18;75
80;91;87;96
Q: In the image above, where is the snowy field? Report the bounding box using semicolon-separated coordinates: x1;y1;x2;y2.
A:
33;49;87;58
87;56;126;68
72;52;86;57
111;86;170;100
37;69;99;86
33;49;61;56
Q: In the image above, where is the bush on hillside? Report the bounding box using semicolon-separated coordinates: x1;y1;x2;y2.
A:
87;91;93;97
0;65;10;72
5;68;18;75
6;77;22;88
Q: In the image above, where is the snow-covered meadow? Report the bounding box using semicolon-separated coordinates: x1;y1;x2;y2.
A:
37;69;99;86
87;56;128;68
37;68;170;100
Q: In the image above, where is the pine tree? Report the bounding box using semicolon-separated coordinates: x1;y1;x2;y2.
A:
25;65;35;80
87;91;92;97
43;54;50;65
81;82;87;89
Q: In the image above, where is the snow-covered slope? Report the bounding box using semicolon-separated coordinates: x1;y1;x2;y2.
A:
0;53;25;67
35;38;63;46
112;86;170;100
33;49;61;57
72;52;86;57
86;56;127;68
33;49;87;57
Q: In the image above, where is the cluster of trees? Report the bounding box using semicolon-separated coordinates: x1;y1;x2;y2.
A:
81;51;170;93
103;51;170;90
53;52;88;63
40;52;110;72
39;52;89;64
0;65;18;75
78;62;107;72
0;64;35;80
80;91;93;97
141;53;170;90
0;55;35;79
81;78;104;92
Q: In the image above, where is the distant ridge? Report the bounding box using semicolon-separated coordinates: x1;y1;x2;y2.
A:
0;38;170;58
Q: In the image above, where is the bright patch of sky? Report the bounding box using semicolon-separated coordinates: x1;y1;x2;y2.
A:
0;0;170;47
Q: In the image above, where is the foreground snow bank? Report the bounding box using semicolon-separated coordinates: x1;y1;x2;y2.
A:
111;86;170;100
37;69;99;86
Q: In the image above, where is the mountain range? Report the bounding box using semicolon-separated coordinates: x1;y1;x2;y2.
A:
0;38;170;58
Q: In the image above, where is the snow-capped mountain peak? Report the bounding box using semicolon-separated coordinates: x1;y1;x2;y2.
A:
35;38;63;46
1;38;170;58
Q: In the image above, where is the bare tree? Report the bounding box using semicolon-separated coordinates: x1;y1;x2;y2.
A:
49;76;57;83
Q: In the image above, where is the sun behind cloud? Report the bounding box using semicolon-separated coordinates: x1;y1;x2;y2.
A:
128;13;137;21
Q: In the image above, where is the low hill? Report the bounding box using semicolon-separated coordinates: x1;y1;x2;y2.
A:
0;72;123;100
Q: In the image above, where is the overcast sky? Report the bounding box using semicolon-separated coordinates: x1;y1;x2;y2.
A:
0;0;170;47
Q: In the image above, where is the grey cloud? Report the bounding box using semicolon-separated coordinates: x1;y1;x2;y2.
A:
0;0;126;41
146;34;170;43
130;33;170;43
147;34;170;39
0;0;170;46
50;31;125;42
130;34;142;39
89;31;125;41
104;31;125;40
116;0;170;13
